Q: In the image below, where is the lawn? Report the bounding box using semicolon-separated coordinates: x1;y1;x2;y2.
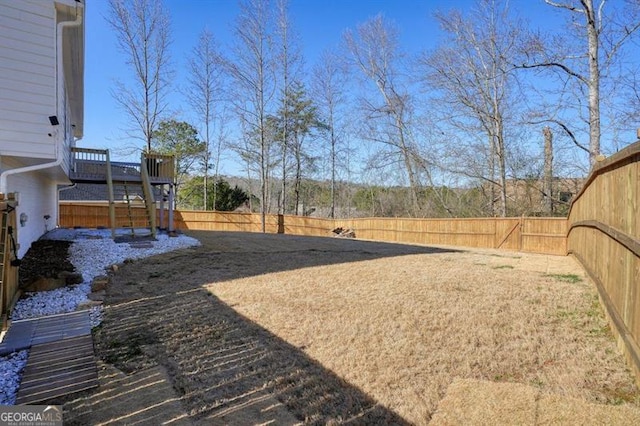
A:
76;231;639;424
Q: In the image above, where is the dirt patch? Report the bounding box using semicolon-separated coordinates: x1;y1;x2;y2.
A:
18;240;75;290
54;231;640;425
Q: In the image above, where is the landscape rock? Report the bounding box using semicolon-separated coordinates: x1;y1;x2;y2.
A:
91;276;109;292
76;300;103;311
21;276;68;292
88;290;106;302
60;271;84;285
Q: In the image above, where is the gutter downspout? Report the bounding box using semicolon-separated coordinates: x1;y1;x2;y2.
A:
57;183;77;227
0;7;83;194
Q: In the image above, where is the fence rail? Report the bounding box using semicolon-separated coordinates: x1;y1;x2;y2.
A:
567;140;640;384
59;203;567;255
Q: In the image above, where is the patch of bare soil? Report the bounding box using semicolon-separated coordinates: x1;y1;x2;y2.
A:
60;231;640;425
18;240;75;289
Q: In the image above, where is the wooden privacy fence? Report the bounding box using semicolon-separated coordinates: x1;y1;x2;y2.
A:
59;202;567;255
339;217;567;255
568;140;640;383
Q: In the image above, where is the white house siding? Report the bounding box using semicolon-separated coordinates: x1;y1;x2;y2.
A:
4;167;57;259
0;1;57;160
0;0;76;258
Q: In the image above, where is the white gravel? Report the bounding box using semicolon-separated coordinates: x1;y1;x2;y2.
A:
0;229;201;405
12;231;200;321
0;350;28;405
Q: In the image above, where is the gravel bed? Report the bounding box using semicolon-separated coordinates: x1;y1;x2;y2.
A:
0;350;28;405
0;229;200;405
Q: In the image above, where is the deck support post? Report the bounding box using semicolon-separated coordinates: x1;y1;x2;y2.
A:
168;184;175;233
159;187;166;231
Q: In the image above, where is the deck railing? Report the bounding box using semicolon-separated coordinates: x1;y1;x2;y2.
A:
143;153;175;184
70;147;110;182
69;148;174;184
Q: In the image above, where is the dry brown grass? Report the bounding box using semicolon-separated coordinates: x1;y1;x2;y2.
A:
73;231;640;425
205;241;639;424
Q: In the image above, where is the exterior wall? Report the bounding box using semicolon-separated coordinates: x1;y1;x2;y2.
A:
0;0;57;160
7;169;58;259
0;0;84;257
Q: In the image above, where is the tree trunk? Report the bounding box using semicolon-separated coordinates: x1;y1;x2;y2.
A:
543;126;554;214
294;141;302;215
496;116;507;217
261;156;267;232
488;135;497;216
585;0;601;165
203;134;209;210
395;115;420;216
280;143;287;214
204;104;211;210
330;118;336;219
203;171;208;210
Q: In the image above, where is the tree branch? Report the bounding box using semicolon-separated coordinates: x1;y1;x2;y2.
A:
528;119;591;153
544;0;585;13
516;62;588;85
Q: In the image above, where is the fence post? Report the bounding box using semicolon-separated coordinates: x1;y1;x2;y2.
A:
520;216;524;252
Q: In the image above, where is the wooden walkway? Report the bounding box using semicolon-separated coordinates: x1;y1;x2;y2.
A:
16;335;98;404
0;310;98;404
0;310;92;355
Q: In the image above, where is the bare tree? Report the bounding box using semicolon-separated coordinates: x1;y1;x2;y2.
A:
520;0;640;165
345;15;423;215
186;29;225;210
274;0;303;215
210;107;232;210
223;0;275;231
107;0;172;153
312;49;348;218
621;67;640;131
420;0;523;217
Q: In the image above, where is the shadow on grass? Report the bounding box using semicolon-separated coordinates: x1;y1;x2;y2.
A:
70;232;456;424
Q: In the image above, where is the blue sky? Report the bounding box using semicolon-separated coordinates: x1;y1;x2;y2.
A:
82;0;585;175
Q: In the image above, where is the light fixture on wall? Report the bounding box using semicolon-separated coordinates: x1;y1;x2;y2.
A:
49;115;59;126
20;212;28;227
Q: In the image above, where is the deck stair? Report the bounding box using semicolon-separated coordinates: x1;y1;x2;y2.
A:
70;148;174;238
111;181;153;237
